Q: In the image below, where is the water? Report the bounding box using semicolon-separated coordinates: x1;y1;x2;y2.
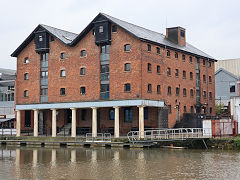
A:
0;146;240;180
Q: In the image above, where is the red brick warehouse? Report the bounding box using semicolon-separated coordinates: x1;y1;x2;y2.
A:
11;13;216;137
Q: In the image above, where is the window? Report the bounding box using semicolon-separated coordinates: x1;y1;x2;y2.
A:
190;89;194;97
175;69;179;77
80;87;86;94
50;36;55;42
144;107;148;120
100;64;109;73
210;107;212;114
125;83;131;92
80;68;86;75
203;91;206;99
167;50;170;57
180;30;185;37
124;107;133;122
100;84;109;92
40;88;48;96
24;57;29;64
209;76;212;83
184;106;187;113
124;44;131;52
147;63;152;72
124;63;131;71
81;109;86;120
175;52;178;59
203;59;206;66
183;88;187;97
24;90;28;97
168;105;172;114
157;65;160;74
182;54;185;61
168;86;171;95
148;84;152;93
99;25;103;33
176;87;180;96
157;85;161;94
209;92;212;100
230;82;236;93
147;44;151;52
60;88;65;95
60;70;66;77
183;71;186;79
203;75;206;83
109;109;115;120
41;71;48;78
112;25;117;32
189;56;192;63
190;72;193;80
80;50;86;57
156;47;160;54
191;106;194;113
39;35;43;42
167;67;171;76
60;52;66;59
208;62;211;67
24;73;29;80
101;45;110;54
41;53;48;61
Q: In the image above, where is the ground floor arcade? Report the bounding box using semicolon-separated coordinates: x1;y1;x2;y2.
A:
15;99;166;138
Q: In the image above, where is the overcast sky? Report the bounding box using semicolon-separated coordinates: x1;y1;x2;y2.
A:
0;0;239;70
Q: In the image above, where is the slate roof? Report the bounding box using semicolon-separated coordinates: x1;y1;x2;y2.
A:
40;24;78;44
11;13;215;60
215;68;239;80
101;13;214;59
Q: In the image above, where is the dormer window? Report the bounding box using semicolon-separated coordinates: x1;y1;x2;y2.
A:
99;26;103;33
39;35;43;42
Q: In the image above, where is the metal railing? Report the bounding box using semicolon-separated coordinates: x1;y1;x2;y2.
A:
127;128;212;143
86;133;111;142
0;128;16;136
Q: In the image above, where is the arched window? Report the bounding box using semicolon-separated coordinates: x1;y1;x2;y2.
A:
24;73;29;80
60;70;66;77
80;50;86;57
124;44;131;52
80;68;86;75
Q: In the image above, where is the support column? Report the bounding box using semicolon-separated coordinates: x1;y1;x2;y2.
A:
114;106;120;138
33;109;39;137
138;106;145;139
16;110;21;137
71;108;76;137
51;109;57;137
91;107;97;137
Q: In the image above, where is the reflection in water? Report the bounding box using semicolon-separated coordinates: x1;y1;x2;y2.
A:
0;146;240;179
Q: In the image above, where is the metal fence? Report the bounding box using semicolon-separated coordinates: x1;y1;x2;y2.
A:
127;128;211;143
212;119;238;137
86;133;111;142
0;128;16;136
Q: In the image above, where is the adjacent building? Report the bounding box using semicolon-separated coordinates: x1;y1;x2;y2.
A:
0;68;16;128
11;13;216;137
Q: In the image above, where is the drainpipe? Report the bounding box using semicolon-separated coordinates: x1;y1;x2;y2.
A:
207;58;209;115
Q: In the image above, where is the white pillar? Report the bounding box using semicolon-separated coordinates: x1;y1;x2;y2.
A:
92;107;97;137
71;108;76;137
33;109;39;137
71;149;76;163
51;109;57;137
114;107;120;138
51;149;56;166
138;106;145;139
16;110;21;137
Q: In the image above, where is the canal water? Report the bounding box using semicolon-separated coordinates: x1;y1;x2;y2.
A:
0;146;240;180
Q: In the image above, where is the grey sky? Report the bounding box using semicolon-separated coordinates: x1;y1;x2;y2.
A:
1;0;239;70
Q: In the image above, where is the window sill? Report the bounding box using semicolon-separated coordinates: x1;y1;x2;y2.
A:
80;75;86;76
124;91;131;93
23;96;29;98
148;71;152;73
166;56;171;58
60;95;66;97
124;50;131;53
157;73;161;75
183;95;187;97
80;93;86;95
167;94;172;96
24;79;29;81
167;75;171;77
175;76;179;78
80;56;87;58
147;91;152;93
60;77;66;79
123;70;131;73
23;63;29;65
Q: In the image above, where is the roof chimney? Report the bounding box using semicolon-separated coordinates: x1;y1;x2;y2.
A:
166;27;186;46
